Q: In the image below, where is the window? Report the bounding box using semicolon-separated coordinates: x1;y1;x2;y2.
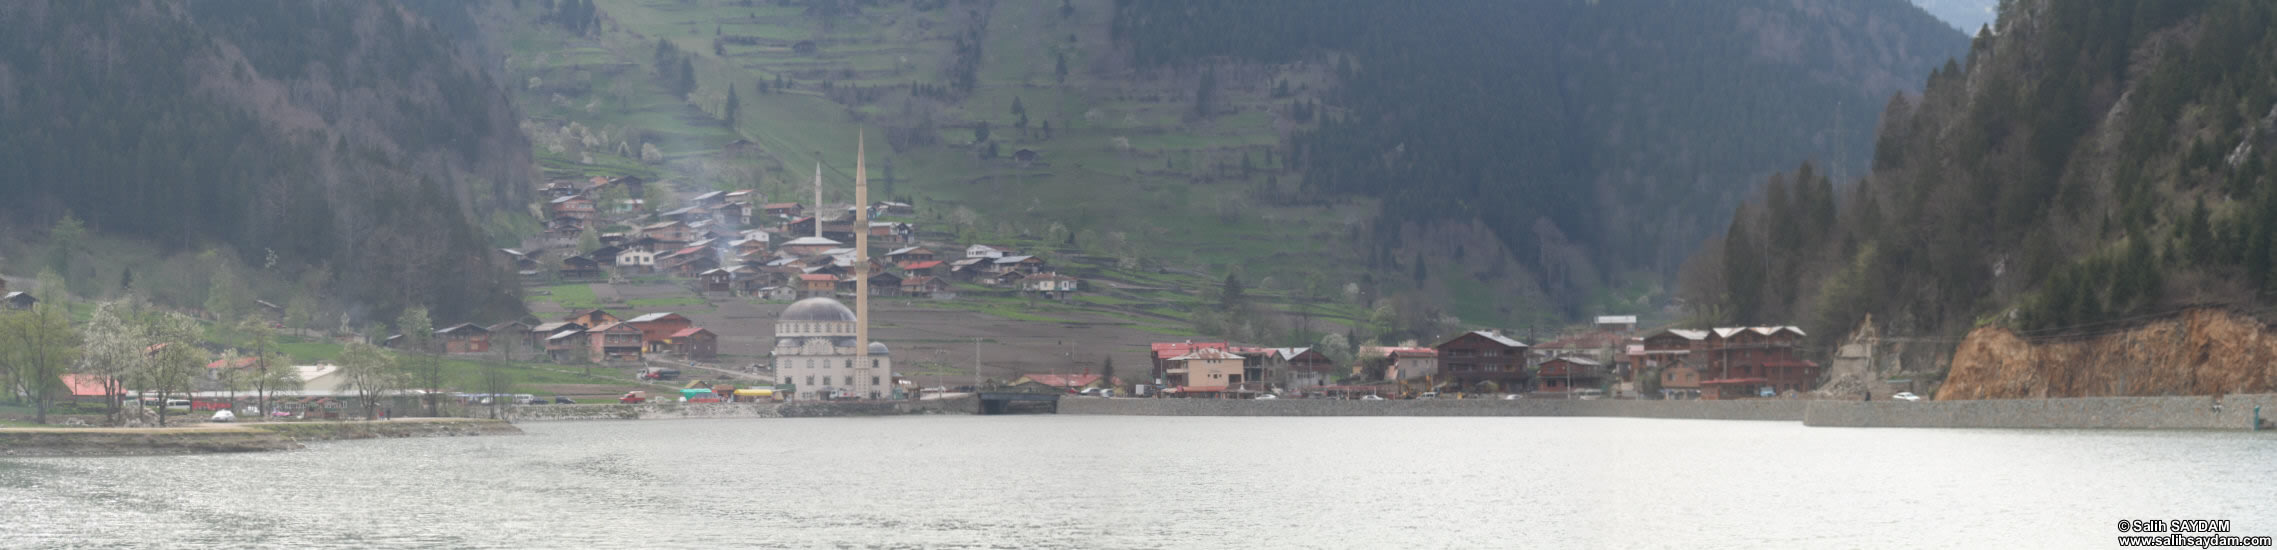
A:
806;376;815;385
845;359;853;368
871;376;880;385
871;359;879;368
843;376;853;385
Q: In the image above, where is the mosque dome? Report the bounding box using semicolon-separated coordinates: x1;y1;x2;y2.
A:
780;298;856;322
868;341;890;355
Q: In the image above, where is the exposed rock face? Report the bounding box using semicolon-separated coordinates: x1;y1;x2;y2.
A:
1940;309;2277;399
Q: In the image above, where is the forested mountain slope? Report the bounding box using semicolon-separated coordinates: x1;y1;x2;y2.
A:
1115;0;1967;315
1688;0;2277;350
0;0;532;322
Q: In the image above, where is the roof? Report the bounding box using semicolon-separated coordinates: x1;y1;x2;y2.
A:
1596;315;1638;325
1649;329;1711;341
661;206;700;217
901;275;937;286
486;321;530;332
899;260;944;270
800;273;838;282
1542;356;1603;366
549;195;584;204
1169;347;1243;361
690;191;725;202
782;236;842;246
531;321;582;332
60;374;116;397
950;258;988;267
625;312;685;324
700;268;731;276
546;329;585;341
763;202;801;209
887;246;926;256
641;220;685;230
1711;326;1807;338
668;327;713;339
436;323;488;335
1152;341;1230;359
587;321;631;332
993;255;1038;264
1447;330;1527;348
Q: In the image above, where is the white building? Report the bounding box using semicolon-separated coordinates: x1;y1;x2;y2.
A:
772;297;893;400
965;244;1010;259
616;248;657;269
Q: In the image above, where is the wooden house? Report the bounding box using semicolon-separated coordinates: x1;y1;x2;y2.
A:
586;322;644;362
1435;331;1531;393
666;327;717;361
763;202;804;218
435;323;492;354
699;268;734;292
901;276;950;298
545;327;589;362
3;292;36;310
624;312;694;352
562;309;619;328
488;321;538;350
559;256;604;279
866;271;904;296
798;273;837;297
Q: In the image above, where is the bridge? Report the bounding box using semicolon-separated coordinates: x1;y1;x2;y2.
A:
977;392;1060;415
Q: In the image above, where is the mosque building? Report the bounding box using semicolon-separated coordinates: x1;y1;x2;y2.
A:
772;292;892;399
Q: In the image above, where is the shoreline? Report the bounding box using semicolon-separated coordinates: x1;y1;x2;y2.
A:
0;418;522;457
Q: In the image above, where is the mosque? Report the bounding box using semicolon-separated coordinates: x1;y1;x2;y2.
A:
772;297;892;400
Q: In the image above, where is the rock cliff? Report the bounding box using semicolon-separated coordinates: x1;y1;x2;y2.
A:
1939;309;2277;399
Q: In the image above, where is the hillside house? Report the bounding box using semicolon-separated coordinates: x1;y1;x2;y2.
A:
559;256;603;279
549;195;596;221
798;273;837;297
966;244;1010;259
780;236;842;257
1165;347;1247;397
488;321;538;350
642;220;696;245
866;271;904;296
869;222;915;243
763;202;804;218
725;189;756;203
1382;348;1439;381
900;275;950;298
435;323;492;354
992;255;1046;274
715;202;749;226
562;309;619;328
987;271;1028;288
624;312;694;352
699;268;734;292
1435;331;1531;393
615;247;657;272
886;246;936;264
758;285;798;301
544;327;587;362
586;322;644;362
1020;273;1079;299
732;235;771;257
898;260;946;278
666;327;717;361
947;258;991;281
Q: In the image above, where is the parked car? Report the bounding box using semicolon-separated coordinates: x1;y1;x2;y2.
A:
1359;394;1386;401
1892;392;1923;402
1501;394;1523;400
1255;394;1277;400
553;396;576;404
620;391;647;404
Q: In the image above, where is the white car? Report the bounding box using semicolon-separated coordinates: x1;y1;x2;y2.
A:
1255;394;1277;400
1359;394;1386;401
1891;392;1923;402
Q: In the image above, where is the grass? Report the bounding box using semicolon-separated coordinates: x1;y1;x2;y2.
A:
625;296;707;308
533;283;600;309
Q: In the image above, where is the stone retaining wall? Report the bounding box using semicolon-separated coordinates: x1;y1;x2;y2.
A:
509;398;977;422
1804;394;2277;430
1057;397;1808;420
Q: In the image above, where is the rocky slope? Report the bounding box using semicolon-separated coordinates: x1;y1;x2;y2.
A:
1939;308;2277;399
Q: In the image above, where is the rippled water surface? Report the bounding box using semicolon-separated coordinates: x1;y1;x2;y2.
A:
4;416;2275;548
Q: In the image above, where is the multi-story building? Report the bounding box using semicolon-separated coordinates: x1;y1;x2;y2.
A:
771;298;893;400
1434;331;1530;393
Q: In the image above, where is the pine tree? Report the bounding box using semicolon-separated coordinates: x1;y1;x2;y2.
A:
724;83;740;127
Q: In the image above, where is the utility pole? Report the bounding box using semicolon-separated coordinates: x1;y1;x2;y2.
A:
973;337;982;392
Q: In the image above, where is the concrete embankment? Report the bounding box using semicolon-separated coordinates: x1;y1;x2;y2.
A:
507;397;977;422
1804;394;2277;430
1057;397;1808;420
0;418;522;457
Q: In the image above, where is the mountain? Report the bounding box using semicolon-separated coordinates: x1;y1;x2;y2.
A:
0;0;532;322
1684;0;2277;350
1113;0;1968;317
1909;0;1999;32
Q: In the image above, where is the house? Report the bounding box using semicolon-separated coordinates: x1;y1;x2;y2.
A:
732;233;771;256
1383;348;1439;381
1007;373;1121;393
623;312;695;352
724;189;757;203
488;321;538;350
699;268;734;292
758;286;799;301
544;328;589;362
992;255;1046;274
785;216;818;236
947;257;991;281
762;202;804;218
559;256;604;279
715;202;749;226
500;249;539;271
3;292;36;310
900;275;950;298
1150;342;1231;382
691;190;727;207
1696;326;1817;399
885;246;936;264
665;327;717;361
562;309;619;328
658;245;714;275
987;271;1028;288
641;220;696;245
549;195;596;220
586;322;644;362
798;273;838;297
898;260;946;278
869;222;915;243
730;266;768;294
1537;356;1606;394
541;180;583;198
1165;347;1247;397
435;323;492;354
1266;348;1336;390
865;271;904;296
780;235;843;257
871;201;915;215
1020;272;1079;299
1434;331;1530;393
615;247;657;271
966;244;1010;259
1012;148;1040;164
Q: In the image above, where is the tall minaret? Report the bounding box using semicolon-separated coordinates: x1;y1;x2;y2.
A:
811;162;824;238
854;133;871;379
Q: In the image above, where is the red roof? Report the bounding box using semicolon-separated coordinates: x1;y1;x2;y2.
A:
60;374;116;397
1152;342;1230;359
206;357;260;369
899;260;943;270
668;327;712;339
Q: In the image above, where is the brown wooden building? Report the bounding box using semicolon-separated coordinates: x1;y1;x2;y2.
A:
1434;330;1530;393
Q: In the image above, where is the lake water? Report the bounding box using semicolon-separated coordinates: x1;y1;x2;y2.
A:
3;416;2275;548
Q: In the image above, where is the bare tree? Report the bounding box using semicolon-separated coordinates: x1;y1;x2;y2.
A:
479;363;516;420
140;312;204;427
339;342;401;421
396;307;443;416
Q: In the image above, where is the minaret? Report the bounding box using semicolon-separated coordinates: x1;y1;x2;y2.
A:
854;133;871;385
811;162;823;238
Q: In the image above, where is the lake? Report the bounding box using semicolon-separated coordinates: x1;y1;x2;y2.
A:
3;416;2274;548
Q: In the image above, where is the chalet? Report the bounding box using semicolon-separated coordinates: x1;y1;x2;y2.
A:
947;257;991;281
624;312;694;352
715;202;749;226
900;275;950;298
545;216;584;239
779;235;842;257
898;259;946;278
1272;348;1337;390
991;255;1046;274
691;190;727;207
545;327;589;362
798;273;838;297
987;270;1028;287
785;216;818;236
615;247;657;271
866;271;904;296
762;202;804;218
488;321;538;350
1696;326;1816;399
1020;273;1079;299
666;327;717;361
1537;356;1606;394
966;244;1011;259
549;195;596;220
435;323;492;354
886;246;936;264
724;189;757;203
732;236;771;257
1435;331;1530;394
559;256;604;279
586;322;644;362
657;245;710;274
642;220;696;245
730;266;768;294
1165;347;1246;397
562;309;619;328
699;268;735;292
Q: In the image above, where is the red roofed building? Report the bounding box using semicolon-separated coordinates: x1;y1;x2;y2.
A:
1151;342;1230;382
1695;326;1817;399
799;273;838;297
1165;347;1247;397
665;327;717;361
59;374;122;402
